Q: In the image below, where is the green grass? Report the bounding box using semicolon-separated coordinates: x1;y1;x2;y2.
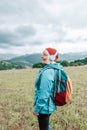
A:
0;66;87;130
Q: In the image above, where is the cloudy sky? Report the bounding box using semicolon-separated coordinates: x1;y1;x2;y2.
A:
0;0;87;56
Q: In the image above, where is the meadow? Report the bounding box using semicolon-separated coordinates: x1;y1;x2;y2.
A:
0;65;87;130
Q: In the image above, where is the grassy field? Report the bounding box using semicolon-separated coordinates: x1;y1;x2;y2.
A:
0;65;87;130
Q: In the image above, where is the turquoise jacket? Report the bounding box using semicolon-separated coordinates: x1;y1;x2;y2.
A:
34;63;63;114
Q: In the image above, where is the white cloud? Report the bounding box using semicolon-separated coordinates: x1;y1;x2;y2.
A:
0;0;87;56
57;42;87;54
63;27;87;41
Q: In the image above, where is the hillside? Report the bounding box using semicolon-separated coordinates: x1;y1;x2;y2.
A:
8;52;87;66
8;54;41;66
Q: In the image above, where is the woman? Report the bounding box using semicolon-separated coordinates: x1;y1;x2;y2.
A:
33;47;63;130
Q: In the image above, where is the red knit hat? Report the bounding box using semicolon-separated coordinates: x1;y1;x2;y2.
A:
46;47;59;61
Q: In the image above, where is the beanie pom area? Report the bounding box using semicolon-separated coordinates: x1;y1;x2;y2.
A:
46;47;59;61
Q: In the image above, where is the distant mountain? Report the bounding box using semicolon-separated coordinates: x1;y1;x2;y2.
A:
8;52;87;66
59;52;87;61
8;54;41;66
0;54;18;60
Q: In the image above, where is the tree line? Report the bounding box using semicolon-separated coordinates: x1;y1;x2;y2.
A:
0;57;87;70
33;57;87;68
0;61;26;70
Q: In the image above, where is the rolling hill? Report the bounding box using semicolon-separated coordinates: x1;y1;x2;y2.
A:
8;52;87;66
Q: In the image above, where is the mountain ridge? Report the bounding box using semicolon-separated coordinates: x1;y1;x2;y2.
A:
7;52;87;66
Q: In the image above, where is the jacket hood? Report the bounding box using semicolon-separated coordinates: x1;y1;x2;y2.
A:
43;63;63;70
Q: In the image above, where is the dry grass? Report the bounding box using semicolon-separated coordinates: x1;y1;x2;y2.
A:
0;65;87;130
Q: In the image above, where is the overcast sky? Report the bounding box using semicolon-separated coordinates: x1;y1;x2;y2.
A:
0;0;87;56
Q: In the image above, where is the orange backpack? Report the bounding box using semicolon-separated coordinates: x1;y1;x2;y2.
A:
54;69;73;106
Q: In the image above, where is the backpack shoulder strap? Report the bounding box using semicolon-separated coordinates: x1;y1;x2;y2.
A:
54;68;61;96
37;66;53;90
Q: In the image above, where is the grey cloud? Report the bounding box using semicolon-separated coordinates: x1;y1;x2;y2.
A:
0;30;16;44
43;0;87;29
16;25;36;37
54;27;66;41
30;41;43;46
0;24;38;49
0;0;87;54
0;0;49;25
59;1;87;28
82;38;87;41
63;39;77;43
0;22;86;51
0;0;87;28
63;36;87;43
0;29;24;48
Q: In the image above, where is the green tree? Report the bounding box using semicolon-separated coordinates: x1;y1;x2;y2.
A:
32;62;43;68
0;61;13;70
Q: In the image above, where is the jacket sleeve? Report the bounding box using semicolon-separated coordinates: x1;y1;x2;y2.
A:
34;69;54;113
